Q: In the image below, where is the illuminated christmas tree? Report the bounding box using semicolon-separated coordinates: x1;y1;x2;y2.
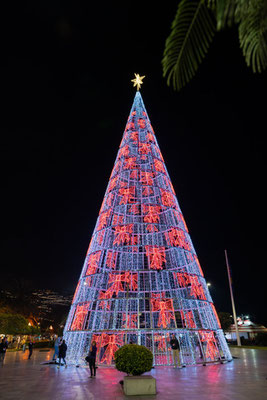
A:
64;75;232;366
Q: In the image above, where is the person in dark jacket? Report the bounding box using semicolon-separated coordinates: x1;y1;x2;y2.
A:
0;338;8;365
57;340;67;368
28;341;33;360
170;334;181;368
88;341;97;378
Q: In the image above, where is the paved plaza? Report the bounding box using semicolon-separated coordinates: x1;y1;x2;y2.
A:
0;347;266;399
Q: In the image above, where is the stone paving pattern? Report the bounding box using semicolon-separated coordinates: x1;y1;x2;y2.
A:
0;348;266;399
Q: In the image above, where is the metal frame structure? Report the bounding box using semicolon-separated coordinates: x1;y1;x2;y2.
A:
64;91;232;366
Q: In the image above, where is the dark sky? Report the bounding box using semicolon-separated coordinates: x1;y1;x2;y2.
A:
1;1;266;325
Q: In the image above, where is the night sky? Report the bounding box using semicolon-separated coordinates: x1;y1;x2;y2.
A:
1;2;266;325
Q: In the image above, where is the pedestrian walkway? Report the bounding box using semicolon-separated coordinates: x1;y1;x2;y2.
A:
0;348;266;399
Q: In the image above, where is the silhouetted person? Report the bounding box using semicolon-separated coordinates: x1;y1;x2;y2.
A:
0;338;8;365
57;340;67;368
88;341;97;378
170;334;181;368
28;341;33;359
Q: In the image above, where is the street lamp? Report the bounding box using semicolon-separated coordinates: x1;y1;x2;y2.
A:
207;282;211;287
224;249;241;346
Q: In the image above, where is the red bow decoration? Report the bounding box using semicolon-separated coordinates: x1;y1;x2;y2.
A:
130;170;138;179
199;331;219;361
145;246;166;270
119;144;130;158
151;293;175;328
129;204;140;215
138;118;146;129
140;171;154;186
174;272;206;300
124;157;137;170
142;186;153;196
98;290;112;310
108;176;118;192
154;159;165;173
86;251;101;276
97;209;112;231
93;333;124;365
119;186;135;204
126;122;135;131
154;334;170;351
71;303;90;331
113;224;133;246
164;227;191;251
130;131;138;142
106;272;138;297
160;189;176;208
105;192;114;208
139;143;151;155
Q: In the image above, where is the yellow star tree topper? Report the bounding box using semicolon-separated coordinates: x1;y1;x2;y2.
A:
131;73;145;91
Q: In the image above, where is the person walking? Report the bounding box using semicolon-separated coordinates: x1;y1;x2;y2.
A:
87;340;97;378
22;341;26;352
52;336;61;362
0;338;8;365
28;340;33;360
170;334;181;368
57;339;67;368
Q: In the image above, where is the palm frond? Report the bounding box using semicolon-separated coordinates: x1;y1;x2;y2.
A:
217;0;253;28
216;0;238;30
162;0;216;91
207;0;216;11
235;0;251;23
238;0;267;73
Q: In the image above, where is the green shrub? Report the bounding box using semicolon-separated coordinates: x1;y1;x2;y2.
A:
33;341;54;348
255;333;267;346
114;344;153;376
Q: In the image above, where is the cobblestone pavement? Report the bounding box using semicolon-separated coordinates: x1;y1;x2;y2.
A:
0;347;266;399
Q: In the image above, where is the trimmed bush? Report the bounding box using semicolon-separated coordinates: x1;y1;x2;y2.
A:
115;344;153;376
33;341;54;348
255;333;267;346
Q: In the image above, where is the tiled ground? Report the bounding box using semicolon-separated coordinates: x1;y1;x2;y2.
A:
0;348;266;399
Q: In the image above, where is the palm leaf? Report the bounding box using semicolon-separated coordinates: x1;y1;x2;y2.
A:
216;0;238;29
216;0;254;29
162;0;216;91
238;0;267;73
